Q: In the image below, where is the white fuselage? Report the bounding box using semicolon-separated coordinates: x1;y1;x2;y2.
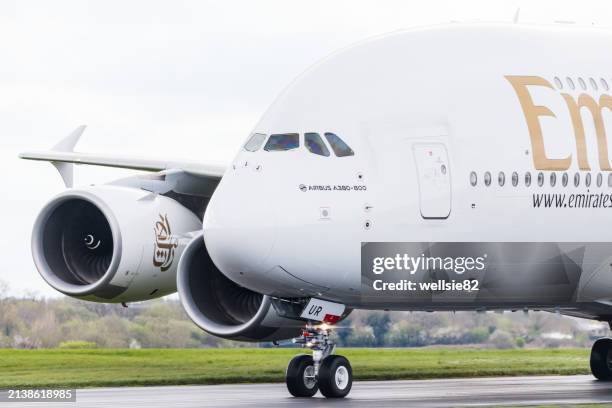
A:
203;23;612;312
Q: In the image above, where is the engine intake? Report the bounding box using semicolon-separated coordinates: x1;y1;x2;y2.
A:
178;233;303;342
33;190;122;297
48;200;114;285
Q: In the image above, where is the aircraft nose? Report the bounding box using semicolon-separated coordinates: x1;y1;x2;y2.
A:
202;178;276;288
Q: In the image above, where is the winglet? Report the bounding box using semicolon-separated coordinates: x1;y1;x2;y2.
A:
51;125;86;188
52;162;74;188
53;125;86;152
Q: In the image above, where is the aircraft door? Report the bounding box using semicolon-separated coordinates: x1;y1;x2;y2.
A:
412;143;451;219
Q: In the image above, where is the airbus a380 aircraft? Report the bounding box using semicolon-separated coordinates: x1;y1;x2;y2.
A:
20;22;612;398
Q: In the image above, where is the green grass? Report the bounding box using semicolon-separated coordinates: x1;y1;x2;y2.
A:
0;348;590;389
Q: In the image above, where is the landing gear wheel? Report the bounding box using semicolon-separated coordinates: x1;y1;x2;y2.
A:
591;338;612;380
286;355;318;397
318;355;352;398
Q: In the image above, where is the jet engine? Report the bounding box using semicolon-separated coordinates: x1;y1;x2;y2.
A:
177;233;304;341
32;185;202;302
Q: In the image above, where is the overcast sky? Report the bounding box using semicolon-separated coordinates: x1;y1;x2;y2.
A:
2;0;612;297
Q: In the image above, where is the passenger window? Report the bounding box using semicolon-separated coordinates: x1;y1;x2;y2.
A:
470;171;477;186
511;171;518;186
264;133;299;151
585;173;592;187
537;172;544;187
244;133;267;152
484;171;491;186
597;173;603;187
305;133;330;157
525;172;531;187
562;172;568;187
574;172;580;187
498;171;505;186
324;132;354;157
550;172;556;187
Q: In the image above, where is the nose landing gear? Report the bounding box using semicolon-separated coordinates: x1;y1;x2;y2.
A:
286;325;353;398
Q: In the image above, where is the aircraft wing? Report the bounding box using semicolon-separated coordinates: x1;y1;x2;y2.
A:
19;125;227;187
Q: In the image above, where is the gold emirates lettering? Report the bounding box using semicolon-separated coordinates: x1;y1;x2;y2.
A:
506;75;612;171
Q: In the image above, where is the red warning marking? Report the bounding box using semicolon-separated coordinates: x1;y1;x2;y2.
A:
323;314;341;324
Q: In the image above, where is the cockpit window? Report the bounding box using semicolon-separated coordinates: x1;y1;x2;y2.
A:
305;132;330;157
324;132;354;157
264;133;299;151
244;133;267;152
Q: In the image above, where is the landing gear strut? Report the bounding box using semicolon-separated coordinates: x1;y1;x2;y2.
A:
591;338;612;380
285;325;353;398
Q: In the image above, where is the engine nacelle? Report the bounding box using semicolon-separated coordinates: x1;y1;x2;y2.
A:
32;185;202;302
177;233;304;342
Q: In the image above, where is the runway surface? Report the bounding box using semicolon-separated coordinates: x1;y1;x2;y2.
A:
5;375;612;407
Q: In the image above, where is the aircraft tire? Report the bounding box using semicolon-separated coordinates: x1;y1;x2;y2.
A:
591;337;612;380
286;355;318;397
318;355;352;398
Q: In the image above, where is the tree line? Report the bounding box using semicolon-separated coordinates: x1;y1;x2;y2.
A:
0;282;603;349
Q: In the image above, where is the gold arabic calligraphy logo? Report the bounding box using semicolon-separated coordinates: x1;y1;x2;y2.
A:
153;214;178;272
